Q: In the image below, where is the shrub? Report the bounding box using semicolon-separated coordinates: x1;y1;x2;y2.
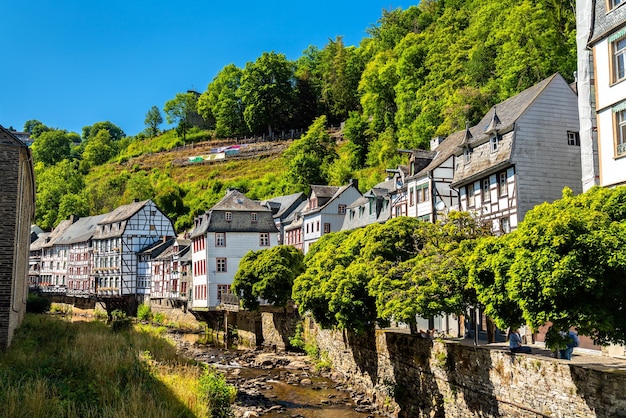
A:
288;323;305;350
110;309;132;332
199;366;237;418
137;304;153;321
153;312;166;325
26;293;51;314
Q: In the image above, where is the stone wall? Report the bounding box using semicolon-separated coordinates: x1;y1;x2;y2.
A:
309;319;626;418
234;306;299;350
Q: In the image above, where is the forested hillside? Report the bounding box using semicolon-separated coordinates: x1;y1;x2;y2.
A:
28;0;577;231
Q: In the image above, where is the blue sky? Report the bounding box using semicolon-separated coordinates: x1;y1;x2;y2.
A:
1;1;416;137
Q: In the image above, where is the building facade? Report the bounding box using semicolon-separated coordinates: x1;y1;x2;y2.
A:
0;125;36;349
190;190;278;309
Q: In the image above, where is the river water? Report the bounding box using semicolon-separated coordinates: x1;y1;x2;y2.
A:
177;333;383;418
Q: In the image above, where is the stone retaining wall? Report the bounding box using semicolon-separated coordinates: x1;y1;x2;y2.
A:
308;318;626;418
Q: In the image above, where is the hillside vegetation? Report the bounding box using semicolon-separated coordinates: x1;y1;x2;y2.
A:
27;0;576;231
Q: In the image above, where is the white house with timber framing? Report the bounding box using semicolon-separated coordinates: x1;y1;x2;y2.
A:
92;199;175;300
190;190;278;309
451;73;582;233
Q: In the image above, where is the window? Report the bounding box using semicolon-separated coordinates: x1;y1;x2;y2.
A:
260;232;270;246
217;284;231;303
482;178;491;202
567;131;580;146
467;183;475;207
463;147;471;163
215;232;225;247
500;217;511;234
409;188;415;206
216;258;227;272
251;212;258;222
616;108;626;156
610;0;624;9
612;35;626;83
316;221;320;231
490;135;498;152
499;172;508;196
225;212;232;222
323;223;331;233
417;184;429;203
338;204;346;214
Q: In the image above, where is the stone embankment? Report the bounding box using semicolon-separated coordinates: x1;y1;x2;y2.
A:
169;332;383;418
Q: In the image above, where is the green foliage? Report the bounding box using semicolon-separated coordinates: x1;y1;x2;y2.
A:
504;186;626;345
288;322;306;350
26;293;51;314
199;366;237;418
164;92;198;141
197;64;245;137
35;159;86;229
285;115;338;187
110;310;132;332
144;105;163;137
233;245;305;310
31;129;73;166
238;51;295;135
137;304;153;321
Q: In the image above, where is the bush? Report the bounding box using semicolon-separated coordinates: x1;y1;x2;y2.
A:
26;292;51;313
199;366;237;418
288;323;305;350
137;304;153;321
110;309;132;332
153;312;167;325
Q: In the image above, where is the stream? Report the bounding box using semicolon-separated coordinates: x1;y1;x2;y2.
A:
173;332;385;418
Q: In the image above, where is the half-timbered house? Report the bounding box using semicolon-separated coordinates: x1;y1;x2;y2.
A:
92;199;175;299
451;73;582;233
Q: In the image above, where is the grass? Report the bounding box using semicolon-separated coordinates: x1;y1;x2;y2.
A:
0;314;234;418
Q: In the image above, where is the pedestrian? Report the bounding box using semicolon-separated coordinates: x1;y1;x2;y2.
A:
509;328;532;354
559;329;579;360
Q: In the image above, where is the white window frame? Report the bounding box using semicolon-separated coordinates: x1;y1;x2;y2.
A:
216;258;227;272
499;172;508;197
467;183;475;207
567;131;580;146
612;35;626;84
490;135;498;152
225;212;232;222
215;232;226;247
338;204;346;215
259;232;270;246
616;108;626;156
251;212;258;222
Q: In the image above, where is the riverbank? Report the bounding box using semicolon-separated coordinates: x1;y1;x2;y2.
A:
168;331;384;417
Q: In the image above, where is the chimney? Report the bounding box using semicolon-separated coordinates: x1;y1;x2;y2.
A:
349;178;359;190
430;136;445;151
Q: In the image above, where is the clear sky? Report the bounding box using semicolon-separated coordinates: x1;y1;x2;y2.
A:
1;1;416;137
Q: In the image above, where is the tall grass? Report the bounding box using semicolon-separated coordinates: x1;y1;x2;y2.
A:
0;314;234;417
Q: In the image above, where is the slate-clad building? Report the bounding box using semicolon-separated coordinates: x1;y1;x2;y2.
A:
190;190;278;309
0;125;35;349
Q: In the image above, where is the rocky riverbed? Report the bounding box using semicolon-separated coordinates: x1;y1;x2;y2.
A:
169;332;384;418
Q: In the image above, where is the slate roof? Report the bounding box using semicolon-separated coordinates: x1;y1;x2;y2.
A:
261;192;306;219
54;214;107;245
40;219;76;248
191;190;277;237
30;232;51;251
138;238;175;258
99;200;151;224
0;125;28;147
408;129;466;180
589;1;626;45
303;182;361;216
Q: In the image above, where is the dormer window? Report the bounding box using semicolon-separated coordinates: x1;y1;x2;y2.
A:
463;147;471;163
490;135;499;152
225;212;232;222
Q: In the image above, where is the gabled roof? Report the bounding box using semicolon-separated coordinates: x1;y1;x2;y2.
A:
191;190;277;237
99;200;151;224
310;185;340;199
303;181;361;216
261;192;307;219
41;219;77;248
0;125;28;147
30;232;51;251
212;189;272;212
466;73;561;148
408;129;466;180
55;214;107;245
138;238;175;258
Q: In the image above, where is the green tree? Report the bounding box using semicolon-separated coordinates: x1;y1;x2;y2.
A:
82;129;115;168
238;51;295;136
23;119;51;137
35;160;85;229
82;121;126;142
164;92;198;142
144;106;163;138
505;187;626;345
198;64;246;137
284;115;337;188
31;130;73;166
233;246;305;310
